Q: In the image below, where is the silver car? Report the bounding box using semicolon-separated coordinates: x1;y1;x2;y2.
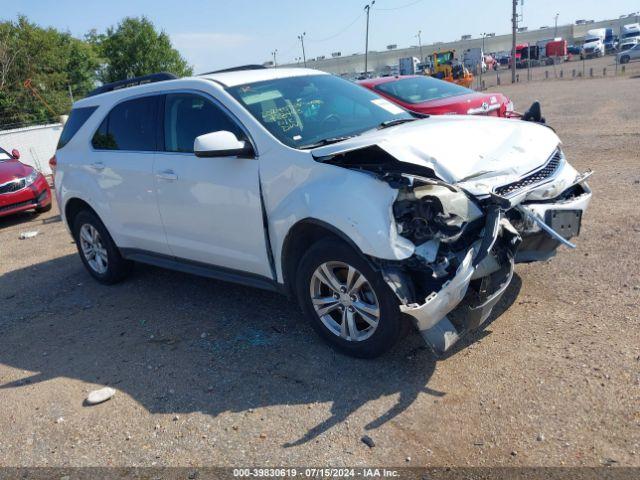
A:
618;43;640;63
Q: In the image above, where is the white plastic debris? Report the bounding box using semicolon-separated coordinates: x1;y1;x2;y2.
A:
19;231;39;240
85;387;116;405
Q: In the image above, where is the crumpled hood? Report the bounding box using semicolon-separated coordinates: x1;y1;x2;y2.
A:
312;115;560;194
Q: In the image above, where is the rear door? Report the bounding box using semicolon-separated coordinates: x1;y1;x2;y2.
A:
90;95;170;254
153;92;271;278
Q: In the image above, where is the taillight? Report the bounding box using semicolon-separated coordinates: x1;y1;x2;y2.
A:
49;155;57;172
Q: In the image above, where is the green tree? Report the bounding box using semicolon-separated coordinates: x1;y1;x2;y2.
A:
0;16;100;127
94;17;192;83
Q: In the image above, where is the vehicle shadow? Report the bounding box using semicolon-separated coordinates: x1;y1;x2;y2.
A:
0;210;61;230
0;254;519;447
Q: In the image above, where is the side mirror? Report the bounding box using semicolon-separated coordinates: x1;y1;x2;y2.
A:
11;149;20;160
194;131;254;159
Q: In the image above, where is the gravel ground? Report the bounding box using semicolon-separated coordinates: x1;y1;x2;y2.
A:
0;75;639;468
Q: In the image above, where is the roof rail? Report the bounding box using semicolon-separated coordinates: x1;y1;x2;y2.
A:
86;72;178;98
199;65;267;75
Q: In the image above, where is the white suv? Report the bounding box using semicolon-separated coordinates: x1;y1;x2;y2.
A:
54;67;592;358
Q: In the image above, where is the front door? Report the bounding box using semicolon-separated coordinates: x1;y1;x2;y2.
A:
154;92;272;278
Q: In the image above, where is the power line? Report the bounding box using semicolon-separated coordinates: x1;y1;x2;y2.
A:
307;13;364;43
374;0;424;12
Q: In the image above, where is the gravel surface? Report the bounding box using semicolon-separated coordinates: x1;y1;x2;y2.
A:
0;75;639;468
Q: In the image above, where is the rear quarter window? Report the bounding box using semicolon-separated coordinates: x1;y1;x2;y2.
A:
57;106;98;149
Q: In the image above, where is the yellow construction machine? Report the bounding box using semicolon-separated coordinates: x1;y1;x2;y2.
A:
427;50;474;88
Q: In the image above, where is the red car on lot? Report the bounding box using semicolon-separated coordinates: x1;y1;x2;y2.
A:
358;75;513;117
0;146;52;218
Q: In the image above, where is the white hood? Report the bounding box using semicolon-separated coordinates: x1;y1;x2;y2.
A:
312;115;560;195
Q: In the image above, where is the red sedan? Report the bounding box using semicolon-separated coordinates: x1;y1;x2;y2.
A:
0;146;52;218
358;75;513;117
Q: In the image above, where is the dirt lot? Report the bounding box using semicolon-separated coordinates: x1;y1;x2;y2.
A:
1;74;639;468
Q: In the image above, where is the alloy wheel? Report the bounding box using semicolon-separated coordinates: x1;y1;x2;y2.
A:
309;261;380;342
79;223;108;274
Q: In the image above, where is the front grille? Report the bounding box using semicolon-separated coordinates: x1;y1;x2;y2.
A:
0;178;26;194
0;199;36;213
495;149;563;197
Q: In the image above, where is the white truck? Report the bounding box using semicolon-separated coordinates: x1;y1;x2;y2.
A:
620;23;640;51
463;48;486;73
581;28;606;59
398;57;421;75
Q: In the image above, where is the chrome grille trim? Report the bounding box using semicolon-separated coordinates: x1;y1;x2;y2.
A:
0;178;27;195
494;149;564;197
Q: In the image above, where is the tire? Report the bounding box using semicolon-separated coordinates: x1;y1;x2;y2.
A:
620;55;630;64
72;210;132;285
35;202;52;213
295;238;403;358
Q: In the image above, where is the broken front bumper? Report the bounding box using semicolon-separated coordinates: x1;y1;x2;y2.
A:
398;210;520;355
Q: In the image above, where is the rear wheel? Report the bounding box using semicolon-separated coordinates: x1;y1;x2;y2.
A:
296;238;403;358
72;210;132;284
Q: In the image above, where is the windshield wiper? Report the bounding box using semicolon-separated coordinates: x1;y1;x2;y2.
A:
377;118;419;129
299;136;353;149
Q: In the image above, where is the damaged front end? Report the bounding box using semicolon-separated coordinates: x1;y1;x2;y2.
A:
377;180;521;355
314;141;591;356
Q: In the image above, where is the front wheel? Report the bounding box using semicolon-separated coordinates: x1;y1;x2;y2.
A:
296;238;404;358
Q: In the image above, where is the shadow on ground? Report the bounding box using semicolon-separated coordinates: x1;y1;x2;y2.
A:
0;253;520;446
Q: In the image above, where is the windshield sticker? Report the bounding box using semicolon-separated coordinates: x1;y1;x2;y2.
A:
371;98;405;115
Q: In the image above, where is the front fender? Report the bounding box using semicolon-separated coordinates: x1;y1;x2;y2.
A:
267;165;415;282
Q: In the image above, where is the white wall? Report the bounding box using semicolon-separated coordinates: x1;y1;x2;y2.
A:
0;123;62;176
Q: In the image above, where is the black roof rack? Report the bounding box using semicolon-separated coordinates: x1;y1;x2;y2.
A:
86;72;177;97
199;64;267;75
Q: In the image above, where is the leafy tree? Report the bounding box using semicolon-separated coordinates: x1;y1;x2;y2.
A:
94;17;192;83
0;16;100;127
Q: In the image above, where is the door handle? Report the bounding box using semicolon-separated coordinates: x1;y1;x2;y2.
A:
156;169;178;181
90;162;105;171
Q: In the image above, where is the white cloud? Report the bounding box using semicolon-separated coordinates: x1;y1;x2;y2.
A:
171;32;254;73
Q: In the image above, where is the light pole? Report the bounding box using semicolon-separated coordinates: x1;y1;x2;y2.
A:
511;0;517;84
554;13;559;38
271;49;278;68
298;32;307;68
364;1;375;76
416;30;423;66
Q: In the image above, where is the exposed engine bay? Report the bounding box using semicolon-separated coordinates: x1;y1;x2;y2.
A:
314;136;592;356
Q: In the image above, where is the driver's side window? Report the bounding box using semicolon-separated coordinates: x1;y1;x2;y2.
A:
164;93;242;153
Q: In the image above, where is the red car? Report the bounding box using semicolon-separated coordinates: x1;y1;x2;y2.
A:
358;75;513;117
0;146;52;218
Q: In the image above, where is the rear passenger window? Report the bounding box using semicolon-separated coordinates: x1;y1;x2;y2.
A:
92;97;158;151
164;93;243;153
58;106;98;149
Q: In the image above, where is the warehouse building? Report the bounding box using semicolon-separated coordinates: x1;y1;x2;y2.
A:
279;15;638;76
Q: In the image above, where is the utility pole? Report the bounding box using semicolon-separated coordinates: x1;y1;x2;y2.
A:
554;13;559;38
298;33;307;68
511;0;517;84
271;49;278;68
364;1;375;76
480;33;486;90
416;30;423;65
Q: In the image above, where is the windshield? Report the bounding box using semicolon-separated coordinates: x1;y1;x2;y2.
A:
0;148;11;162
227;74;413;149
375;76;471;104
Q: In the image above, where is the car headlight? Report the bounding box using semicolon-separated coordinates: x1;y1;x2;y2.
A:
24;170;39;187
506;101;514;112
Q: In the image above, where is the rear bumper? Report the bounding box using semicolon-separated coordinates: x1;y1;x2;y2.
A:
0;175;51;218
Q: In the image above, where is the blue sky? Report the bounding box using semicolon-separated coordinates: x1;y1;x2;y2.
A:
2;0;638;72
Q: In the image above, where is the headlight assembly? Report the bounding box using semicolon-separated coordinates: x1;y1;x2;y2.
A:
24;170;39;187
